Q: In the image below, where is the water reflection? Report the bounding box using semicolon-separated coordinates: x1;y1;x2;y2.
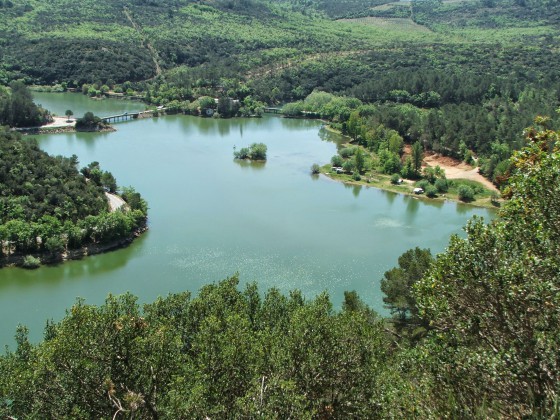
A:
404;196;420;223
233;159;266;171
381;189;397;206
218;121;231;137
0;233;147;293
318;126;344;147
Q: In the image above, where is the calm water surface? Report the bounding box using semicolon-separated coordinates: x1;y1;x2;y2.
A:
0;93;494;349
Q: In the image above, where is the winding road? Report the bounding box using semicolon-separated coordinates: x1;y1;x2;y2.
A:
105;192;127;211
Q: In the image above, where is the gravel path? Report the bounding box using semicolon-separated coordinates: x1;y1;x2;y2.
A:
42;116;76;128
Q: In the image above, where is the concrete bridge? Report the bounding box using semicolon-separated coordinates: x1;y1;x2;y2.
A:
101;112;139;123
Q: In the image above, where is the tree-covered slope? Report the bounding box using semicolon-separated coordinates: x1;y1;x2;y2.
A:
0;129;107;224
0;128;147;260
2;0;559;178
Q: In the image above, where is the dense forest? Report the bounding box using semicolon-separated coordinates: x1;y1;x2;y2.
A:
0;128;147;264
0;81;51;127
1;125;559;417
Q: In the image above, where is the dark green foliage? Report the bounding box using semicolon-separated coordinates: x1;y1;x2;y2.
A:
380;247;433;338
75;112;104;130
80;161;117;193
0;82;50;127
339;146;354;158
7;38;155;86
342;159;355;174
121;187;148;214
434;177;449;193
415;125;560;417
0;276;392;418
331;154;343;167
378;149;401;174
0;130;106;225
425;185;437;198
415;179;430;191
0;129;147;257
411;141;423;174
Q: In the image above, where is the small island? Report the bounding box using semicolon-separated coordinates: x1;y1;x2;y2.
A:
233;143;267;161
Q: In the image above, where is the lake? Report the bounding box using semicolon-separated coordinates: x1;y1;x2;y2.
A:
0;92;494;349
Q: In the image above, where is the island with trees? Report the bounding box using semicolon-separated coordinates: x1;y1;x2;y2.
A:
233;143;268;161
0;128;148;268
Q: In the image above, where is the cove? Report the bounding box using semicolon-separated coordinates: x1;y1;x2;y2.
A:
0;93;494;349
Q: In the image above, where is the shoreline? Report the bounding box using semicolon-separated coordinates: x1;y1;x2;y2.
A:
16;125;116;135
0;225;147;269
322;170;500;210
315;124;500;210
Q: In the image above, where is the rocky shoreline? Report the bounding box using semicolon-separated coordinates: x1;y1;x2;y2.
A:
17;125;116;135
0;226;147;269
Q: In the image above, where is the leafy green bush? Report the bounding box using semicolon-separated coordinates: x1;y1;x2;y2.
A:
342;160;355;173
416;180;430;191
434;178;449;193
234;143;267;161
331;155;343;167
339;147;355;158
391;173;401;185
75;112;103;130
311;163;321;174
22;255;41;269
425;185;438;198
457;185;475;202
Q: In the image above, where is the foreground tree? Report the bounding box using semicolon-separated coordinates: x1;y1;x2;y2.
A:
415;122;560;417
380;247;433;340
0;276;395;418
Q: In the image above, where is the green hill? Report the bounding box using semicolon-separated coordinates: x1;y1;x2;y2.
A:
0;126;147;264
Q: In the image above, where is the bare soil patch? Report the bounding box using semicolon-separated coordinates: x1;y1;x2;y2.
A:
423;153;498;192
402;144;498;191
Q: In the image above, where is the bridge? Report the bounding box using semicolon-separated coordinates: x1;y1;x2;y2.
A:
101;108;164;124
264;107;283;114
101;112;139;124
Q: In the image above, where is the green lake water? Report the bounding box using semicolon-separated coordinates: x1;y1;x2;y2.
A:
0;92;494;349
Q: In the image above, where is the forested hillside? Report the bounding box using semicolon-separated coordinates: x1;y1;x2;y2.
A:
3;0;554;179
0;128;147;263
0;81;50;127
